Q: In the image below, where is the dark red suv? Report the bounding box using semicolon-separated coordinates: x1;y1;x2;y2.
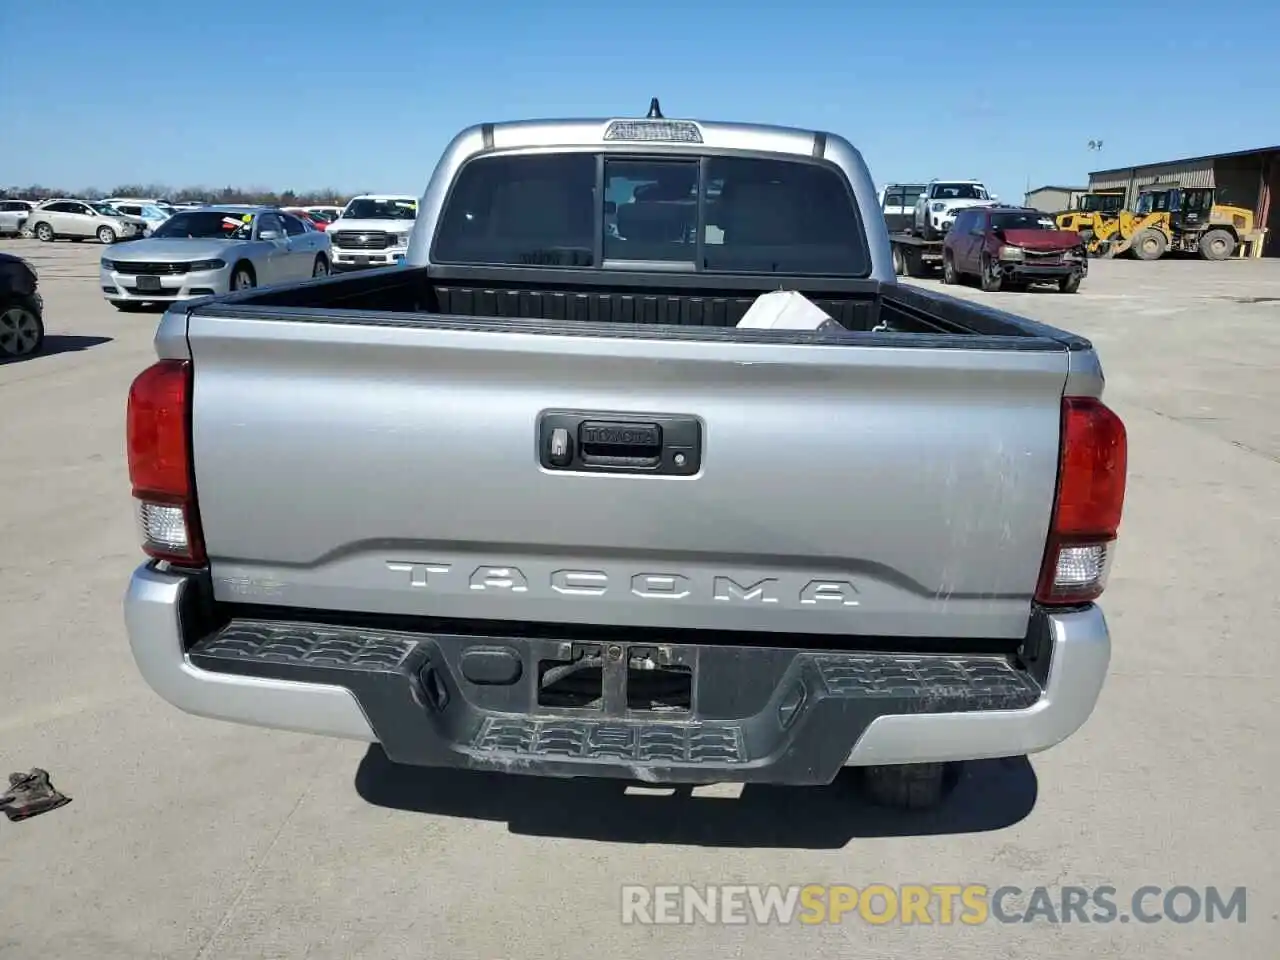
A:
942;206;1087;293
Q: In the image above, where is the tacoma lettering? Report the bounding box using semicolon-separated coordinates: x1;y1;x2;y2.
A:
550;569;608;596
387;563;857;606
386;562;452;587
799;580;860;606
469;566;529;592
631;573;691;599
712;576;780;603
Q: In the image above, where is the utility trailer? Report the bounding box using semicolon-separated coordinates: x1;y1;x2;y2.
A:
888;232;944;278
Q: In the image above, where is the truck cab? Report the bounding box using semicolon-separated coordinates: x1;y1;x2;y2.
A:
1054;191;1125;238
877;183;926;234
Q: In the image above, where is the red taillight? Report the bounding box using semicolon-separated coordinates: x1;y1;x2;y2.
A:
126;360;205;565
1036;396;1127;605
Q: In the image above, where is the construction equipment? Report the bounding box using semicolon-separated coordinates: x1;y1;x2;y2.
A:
1054;190;1125;245
1105;185;1258;261
1085;208;1160;259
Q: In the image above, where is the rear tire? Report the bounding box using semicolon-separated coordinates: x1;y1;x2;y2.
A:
312;255;329;278
1130;228;1167;261
902;246;926;278
891;245;905;276
1198;228;1235;261
859;763;961;811
979;255;1003;291
941;252;958;285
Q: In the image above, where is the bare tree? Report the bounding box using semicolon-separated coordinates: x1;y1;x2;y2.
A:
6;182;354;204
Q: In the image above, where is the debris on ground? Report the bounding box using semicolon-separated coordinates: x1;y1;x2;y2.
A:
1;769;71;822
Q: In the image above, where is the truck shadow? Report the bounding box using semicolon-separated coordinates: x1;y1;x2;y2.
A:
2;335;113;363
354;747;1037;848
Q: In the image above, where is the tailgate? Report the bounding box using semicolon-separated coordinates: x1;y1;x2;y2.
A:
188;314;1070;640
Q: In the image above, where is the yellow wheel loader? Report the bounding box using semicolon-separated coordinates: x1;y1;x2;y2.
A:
1054;190;1125;247
1116;186;1257;261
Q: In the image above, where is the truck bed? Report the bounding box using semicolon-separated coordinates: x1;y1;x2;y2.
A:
223;264;1087;346
167;265;1092;644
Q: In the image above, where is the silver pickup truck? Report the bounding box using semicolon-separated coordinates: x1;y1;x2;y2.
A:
123;105;1127;809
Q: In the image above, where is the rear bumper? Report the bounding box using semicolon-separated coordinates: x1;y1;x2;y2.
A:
124;563;1111;783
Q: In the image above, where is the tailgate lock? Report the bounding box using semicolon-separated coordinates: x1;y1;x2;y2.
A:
538;411;702;476
547;427;573;467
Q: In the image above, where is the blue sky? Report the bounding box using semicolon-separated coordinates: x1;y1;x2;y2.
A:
3;0;1277;202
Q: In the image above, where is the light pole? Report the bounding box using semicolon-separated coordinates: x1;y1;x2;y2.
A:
1086;140;1105;202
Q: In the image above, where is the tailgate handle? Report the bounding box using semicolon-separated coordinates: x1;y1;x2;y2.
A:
579;421;662;467
538;412;702;476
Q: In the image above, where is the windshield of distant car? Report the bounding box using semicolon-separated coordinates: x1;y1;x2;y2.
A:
990;211;1056;231
91;203;125;217
150;210;253;239
931;183;987;200
342;198;417;220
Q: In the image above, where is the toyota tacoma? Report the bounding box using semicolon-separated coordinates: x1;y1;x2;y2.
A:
123;104;1126;808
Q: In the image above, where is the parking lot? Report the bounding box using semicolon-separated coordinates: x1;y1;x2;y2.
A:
1;238;1277;959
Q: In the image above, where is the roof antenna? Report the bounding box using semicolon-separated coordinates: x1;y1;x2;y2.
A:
647;97;663;119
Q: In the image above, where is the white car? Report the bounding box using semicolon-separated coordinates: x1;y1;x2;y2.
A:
25;199;144;244
913;180;997;240
328;194;418;272
99;206;331;311
103;200;174;236
0;200;36;237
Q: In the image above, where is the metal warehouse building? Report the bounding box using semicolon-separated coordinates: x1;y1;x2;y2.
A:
1023;185;1089;213
1088;145;1280;256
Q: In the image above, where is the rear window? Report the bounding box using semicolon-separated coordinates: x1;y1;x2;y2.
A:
880;185;925;210
432;152;869;276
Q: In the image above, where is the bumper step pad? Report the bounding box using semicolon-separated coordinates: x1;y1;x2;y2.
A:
190;619;1043;785
475;716;745;764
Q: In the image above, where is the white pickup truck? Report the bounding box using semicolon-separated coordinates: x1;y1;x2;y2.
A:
913;179;996;240
327;194;418;272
